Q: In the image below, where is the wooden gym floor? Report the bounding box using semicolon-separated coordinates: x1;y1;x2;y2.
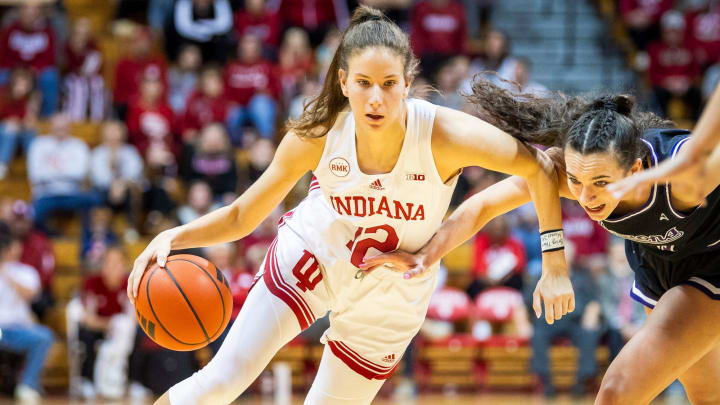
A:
0;394;690;404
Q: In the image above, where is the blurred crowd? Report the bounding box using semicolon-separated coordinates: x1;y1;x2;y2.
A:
0;0;702;403
619;0;720;120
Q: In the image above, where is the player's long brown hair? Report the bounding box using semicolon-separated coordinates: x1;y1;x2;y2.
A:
468;77;674;169
287;6;419;138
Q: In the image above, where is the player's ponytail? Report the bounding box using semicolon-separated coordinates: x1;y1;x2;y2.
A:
287;6;418;138
467;76;673;169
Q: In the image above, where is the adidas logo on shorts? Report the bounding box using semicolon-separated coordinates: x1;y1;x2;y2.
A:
382;353;396;363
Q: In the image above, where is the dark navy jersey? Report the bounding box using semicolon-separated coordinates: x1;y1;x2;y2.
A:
599;128;720;265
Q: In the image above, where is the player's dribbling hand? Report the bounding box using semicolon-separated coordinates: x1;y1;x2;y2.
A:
127;230;174;302
533;272;575;325
359;251;429;279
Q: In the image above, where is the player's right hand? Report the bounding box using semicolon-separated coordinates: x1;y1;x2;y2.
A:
359;251;429;279
127;230;174;302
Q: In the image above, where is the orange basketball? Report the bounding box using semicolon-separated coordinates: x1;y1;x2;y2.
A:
134;254;233;351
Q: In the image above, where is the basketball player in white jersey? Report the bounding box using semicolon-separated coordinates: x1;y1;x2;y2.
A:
127;7;572;405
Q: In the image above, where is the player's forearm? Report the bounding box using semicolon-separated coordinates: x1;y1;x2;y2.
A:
690;85;720;159
419;176;534;268
166;204;244;250
417;195;488;268
523;152;563;233
168;178;294;250
522;153;568;275
694;86;720;184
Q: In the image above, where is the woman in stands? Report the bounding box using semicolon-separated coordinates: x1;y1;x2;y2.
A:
127;6;570;405
363;81;720;404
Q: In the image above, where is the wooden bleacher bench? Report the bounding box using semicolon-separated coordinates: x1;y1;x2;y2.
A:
0;177;30;201
42;342;69;390
35;121;102;147
52;239;80;269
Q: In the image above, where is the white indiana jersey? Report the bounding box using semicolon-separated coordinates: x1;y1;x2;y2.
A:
282;98;459;276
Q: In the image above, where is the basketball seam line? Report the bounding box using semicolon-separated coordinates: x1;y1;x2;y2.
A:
168;258;227;339
145;268;202;346
162;265;212;343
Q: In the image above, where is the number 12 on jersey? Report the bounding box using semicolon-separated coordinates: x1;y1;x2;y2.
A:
346;224;400;268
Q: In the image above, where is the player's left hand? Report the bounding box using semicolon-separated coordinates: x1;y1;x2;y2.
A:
359;251;429;279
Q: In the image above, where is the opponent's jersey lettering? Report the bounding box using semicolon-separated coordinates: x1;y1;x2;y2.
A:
600;225;684;245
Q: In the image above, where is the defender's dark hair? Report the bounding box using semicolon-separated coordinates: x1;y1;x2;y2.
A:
467;77;674;169
287;6;419;138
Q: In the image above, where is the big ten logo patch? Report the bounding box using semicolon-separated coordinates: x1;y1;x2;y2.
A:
406;173;425;181
329;157;350;177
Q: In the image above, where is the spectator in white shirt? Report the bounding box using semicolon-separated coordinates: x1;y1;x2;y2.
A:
27;113;101;233
0;227;55;403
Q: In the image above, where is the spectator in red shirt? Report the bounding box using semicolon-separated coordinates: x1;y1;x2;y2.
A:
62;18;106;122
77;246;130;394
234;0;282;56
620;0;673;50
272;0;349;45
113;28;169;120
224;34;279;141
0;4;59;117
685;3;720;66
468;215;526;299
410;0;467;73
647;10;703;120
0;68;40;179
561;199;608;268
179;66;232;143
208;243;253;318
126;74;180;169
277;27;314;106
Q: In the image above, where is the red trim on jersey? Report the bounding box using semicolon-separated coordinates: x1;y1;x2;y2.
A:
327;340;399;380
309;175;320;192
262;239;315;330
278;209;295;228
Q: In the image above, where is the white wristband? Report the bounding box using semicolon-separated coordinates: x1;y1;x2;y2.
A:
540;230;564;253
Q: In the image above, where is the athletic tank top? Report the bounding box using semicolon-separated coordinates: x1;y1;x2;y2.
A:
599;128;720;262
281;98;459;269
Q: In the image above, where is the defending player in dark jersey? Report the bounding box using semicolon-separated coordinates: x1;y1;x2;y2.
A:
362;84;720;404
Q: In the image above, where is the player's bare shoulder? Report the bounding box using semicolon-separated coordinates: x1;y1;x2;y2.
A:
275;129;327;174
431;106;470;146
430;106;494;180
